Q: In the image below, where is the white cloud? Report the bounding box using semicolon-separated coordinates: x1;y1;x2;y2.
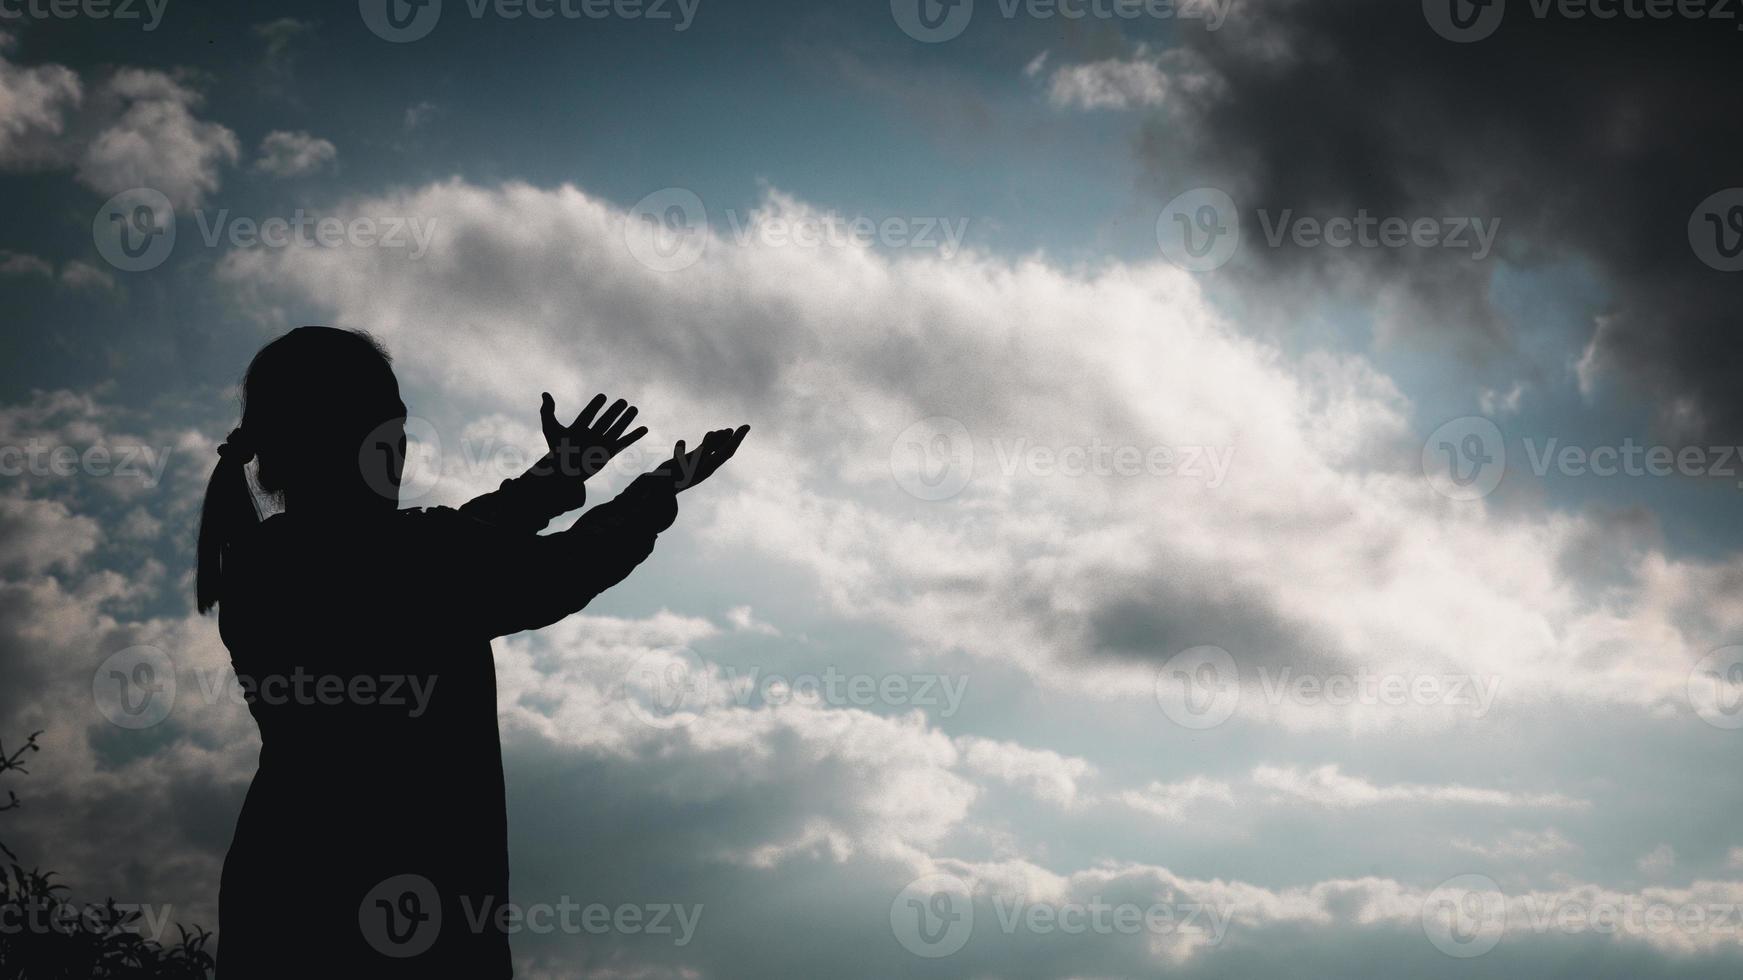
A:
1042;46;1221;111
58;260;115;292
0;40;81;167
488;609;978;867
404;100;439;132
1114;768;1580;818
75;69;238;208
0;494;99;576
1047;57;1170;110
1252;764;1587;810
0;250;53;277
1638;844;1677;877
0;44;236;208
1116;776;1237;819
253;17;314;61
1575;314;1618;400
116;505;162;540
1452;827;1579;860
253;129;336;178
928;858;1743;961
957;735;1095;808
725;604;779;635
1479;382;1525;417
0;253;115;290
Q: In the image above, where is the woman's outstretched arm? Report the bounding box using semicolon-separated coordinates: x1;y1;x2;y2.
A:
440;425;748;638
459;392;648;533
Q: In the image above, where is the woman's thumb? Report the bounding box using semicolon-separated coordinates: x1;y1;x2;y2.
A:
540;392;559;438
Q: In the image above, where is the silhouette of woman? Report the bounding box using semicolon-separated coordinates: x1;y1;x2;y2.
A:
197;326;747;978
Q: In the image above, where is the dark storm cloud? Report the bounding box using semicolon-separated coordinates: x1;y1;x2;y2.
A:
1073;572;1347;673
1139;0;1742;437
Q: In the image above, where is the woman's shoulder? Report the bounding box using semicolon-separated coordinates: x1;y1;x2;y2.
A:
237;507;498;562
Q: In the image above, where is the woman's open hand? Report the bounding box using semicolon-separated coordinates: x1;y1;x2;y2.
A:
654;425;749;491
540;392;649;481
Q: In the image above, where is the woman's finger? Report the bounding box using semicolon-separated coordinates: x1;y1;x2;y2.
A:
615;426;648;452
606;405;638;439
596;398;629;432
540;393;560;442
574;392;608;428
722;424;749;457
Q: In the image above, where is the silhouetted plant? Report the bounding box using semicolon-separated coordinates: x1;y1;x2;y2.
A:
0;732;215;979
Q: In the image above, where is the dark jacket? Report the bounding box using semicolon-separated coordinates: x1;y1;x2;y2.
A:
216;468;676;978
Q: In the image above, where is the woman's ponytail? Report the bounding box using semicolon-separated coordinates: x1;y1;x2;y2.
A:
196;428;259;615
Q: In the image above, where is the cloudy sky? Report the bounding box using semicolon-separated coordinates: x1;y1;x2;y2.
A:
3;0;1743;975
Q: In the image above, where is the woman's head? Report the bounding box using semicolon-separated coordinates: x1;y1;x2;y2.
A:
197;326;404;613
